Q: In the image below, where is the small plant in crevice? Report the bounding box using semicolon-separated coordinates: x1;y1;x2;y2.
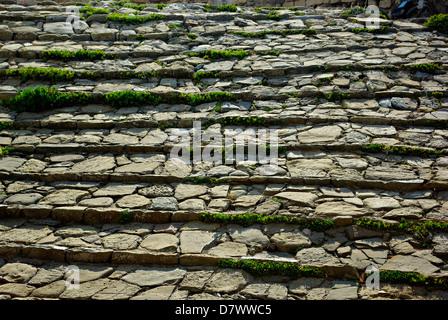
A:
104;90;163;108
106;12;164;24
0;146;14;157
0;121;16;131
154;3;167;10
234;29;316;38
361;144;444;157
187;33;198;39
199;212;335;231
325;92;351;101
120;210;135;223
403;63;444;74
3;86;93;112
6;67;101;83
426;120;448;128
187;49;250;61
425;14;448;35
192;71;219;84
41;49;113;62
181;177;228;185
349;26;390;34
364;270;448;289
217;259;324;279
203;4;238;12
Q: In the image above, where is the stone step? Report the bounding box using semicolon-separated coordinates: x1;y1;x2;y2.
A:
2;120;447;153
0;179;445;220
0;257;443;300
0;213;446;299
2;100;448;130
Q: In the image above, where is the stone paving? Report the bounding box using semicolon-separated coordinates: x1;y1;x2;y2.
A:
0;1;447;300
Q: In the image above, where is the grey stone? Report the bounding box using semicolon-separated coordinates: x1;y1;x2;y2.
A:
102;233;140;250
150;197;178;211
71;155;116;173
116;194;151;208
93;184;137;197
92;280;141;300
179;270;214;293
204;269;251;294
274;192;318;207
178;199;206;211
315;202;367;217
39;189;89;206
295;247;340;266
227;225;270;248
297;125;342;143
0;263;37;283
174;184;207;201
164;158;192;178
130;285;175;300
4;193;43;205
180;230;218;254
207;242;247;257
363;197;401;210
0;158;26;172
381;255;439;276
270;231;312;252
43;22;74;34
139;233;179;252
122;267;186;287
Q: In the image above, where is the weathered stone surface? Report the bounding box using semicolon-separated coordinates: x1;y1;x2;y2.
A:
381;255;439;276
71;155;116;172
177;198;205;211
92;280;141;300
233;195;262;208
0;158;26;172
59;279;110;300
207;242;248;257
275;192;318;207
150;197;178;211
101;233;140;250
31;280;66;298
4;193;43;205
164;158;192;178
297;126;342;143
0;263;37;283
315;202;367;217
39;189;89;206
383;206;423;220
0;225;53;244
139;233;179;252
180;230;218;254
174;184;208;201
130;285;175;300
227;225;270;248
178;270;214;293
363;197;401;210
116;195;151;208
122;267;186;287
295;247;340;266
270;231;312;252
204;269;251;294
0;283;35;297
93;184;137;197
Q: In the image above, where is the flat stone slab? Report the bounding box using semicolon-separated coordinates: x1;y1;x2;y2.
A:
122;267;187;287
380;255;440;276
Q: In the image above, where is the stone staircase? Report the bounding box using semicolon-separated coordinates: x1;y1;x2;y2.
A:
0;1;448;301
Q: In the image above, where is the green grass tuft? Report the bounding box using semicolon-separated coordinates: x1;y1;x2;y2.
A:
425;14;448;35
218;259;324;278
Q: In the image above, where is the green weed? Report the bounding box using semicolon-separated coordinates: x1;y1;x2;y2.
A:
217;259;323;278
